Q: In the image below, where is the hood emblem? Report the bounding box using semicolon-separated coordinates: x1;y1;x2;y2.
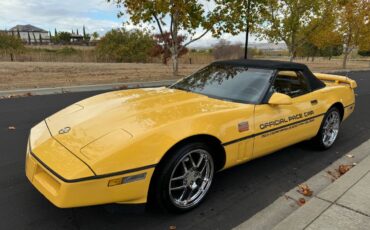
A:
59;127;71;134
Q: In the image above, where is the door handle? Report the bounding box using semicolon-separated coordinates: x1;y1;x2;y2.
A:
311;100;318;105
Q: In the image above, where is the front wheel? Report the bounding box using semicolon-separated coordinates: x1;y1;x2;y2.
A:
313;107;341;150
149;143;215;213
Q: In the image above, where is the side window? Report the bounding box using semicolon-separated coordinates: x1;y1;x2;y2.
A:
272;71;310;98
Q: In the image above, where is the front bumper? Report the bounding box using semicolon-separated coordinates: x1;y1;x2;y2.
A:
25;147;154;208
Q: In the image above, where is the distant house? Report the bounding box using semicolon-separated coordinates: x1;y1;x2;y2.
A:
70;34;84;43
7;24;50;44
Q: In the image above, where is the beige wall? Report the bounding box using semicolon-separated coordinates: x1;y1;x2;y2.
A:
7;31;50;43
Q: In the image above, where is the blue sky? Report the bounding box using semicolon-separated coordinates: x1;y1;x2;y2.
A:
0;0;260;47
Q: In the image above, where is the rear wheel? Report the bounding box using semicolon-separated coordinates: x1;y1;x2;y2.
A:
313;107;341;150
149;142;214;213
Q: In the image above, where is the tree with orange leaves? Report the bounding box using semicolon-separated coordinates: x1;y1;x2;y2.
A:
336;0;370;68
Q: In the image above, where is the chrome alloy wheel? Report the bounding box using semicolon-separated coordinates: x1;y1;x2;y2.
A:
322;110;340;147
168;149;214;209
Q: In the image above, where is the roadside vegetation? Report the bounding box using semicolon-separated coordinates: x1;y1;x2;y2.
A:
0;0;369;74
0;33;25;61
96;29;155;63
105;0;370;73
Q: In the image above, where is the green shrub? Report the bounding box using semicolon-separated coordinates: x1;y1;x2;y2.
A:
0;33;25;61
358;50;370;56
96;29;155;62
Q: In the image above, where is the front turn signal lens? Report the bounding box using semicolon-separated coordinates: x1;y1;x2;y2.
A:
108;173;147;187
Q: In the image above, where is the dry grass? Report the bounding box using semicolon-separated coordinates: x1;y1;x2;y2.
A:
0;62;203;90
26;45;95;50
0;57;369;91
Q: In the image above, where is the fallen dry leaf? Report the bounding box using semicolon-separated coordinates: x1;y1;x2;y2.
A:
169;226;176;230
353;162;357;166
2;93;33;99
8;126;16;130
297;184;313;197
0;95;12;100
284;194;307;207
346;154;354;158
298;198;306;206
338;164;351;175
327;170;339;180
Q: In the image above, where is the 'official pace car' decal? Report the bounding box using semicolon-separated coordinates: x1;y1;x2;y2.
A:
260;110;315;130
261;118;315;138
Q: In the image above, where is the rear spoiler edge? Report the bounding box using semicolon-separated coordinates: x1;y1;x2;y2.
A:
314;73;357;89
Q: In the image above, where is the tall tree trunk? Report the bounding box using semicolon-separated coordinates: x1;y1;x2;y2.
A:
163;56;167;65
289;46;296;62
172;54;179;76
342;30;353;69
312;48;317;62
171;43;179;76
342;45;350;69
171;8;179;77
10;53;14;62
342;52;349;69
329;46;333;60
289;35;296;62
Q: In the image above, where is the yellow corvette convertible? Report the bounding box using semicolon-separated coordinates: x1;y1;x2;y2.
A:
26;60;356;212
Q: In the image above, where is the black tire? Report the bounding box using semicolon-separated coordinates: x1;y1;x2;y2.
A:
148;142;215;213
312;107;341;150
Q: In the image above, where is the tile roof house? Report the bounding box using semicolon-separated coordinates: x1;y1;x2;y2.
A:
10;24;48;33
7;24;50;44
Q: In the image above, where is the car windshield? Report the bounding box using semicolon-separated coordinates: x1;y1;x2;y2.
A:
170;64;274;104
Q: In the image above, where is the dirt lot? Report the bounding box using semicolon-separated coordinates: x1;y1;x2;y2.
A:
0;59;369;90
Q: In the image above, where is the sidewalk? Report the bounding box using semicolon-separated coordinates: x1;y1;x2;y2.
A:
235;139;370;230
273;152;370;230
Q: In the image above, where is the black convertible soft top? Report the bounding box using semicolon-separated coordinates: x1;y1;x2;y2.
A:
212;59;326;91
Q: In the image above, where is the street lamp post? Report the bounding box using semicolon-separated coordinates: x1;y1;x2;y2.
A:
244;0;251;59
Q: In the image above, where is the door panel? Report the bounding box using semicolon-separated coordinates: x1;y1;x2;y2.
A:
252;69;325;159
253;93;321;158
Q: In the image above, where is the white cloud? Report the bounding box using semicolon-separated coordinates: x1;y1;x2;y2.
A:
0;0;121;34
178;29;263;48
0;0;264;46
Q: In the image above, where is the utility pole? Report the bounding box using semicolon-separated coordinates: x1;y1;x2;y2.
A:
244;0;251;59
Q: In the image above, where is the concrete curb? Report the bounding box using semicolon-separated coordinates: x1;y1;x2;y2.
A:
0;79;177;98
234;139;370;230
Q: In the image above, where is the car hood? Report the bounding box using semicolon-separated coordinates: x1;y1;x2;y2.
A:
46;87;240;155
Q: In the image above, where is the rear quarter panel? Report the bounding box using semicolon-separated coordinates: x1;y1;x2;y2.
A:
316;83;355;121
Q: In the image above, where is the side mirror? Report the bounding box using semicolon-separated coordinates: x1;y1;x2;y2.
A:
268;93;293;105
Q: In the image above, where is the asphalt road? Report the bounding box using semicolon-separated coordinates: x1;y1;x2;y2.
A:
1;71;369;230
